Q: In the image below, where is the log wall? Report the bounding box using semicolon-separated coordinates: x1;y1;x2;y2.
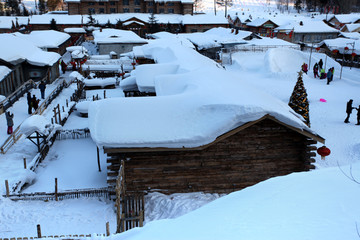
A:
107;119;316;194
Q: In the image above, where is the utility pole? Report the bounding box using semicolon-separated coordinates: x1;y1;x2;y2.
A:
214;0;216;16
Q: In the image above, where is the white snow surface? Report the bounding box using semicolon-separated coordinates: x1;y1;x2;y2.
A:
64;27;86;33
93;28;148;44
13;30;70;49
84;77;116;87
319;38;360;55
276;19;339;33
19;115;60;137
0;65;11;81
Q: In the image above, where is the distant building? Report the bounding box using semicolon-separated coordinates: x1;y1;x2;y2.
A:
65;0;194;15
245;18;278;38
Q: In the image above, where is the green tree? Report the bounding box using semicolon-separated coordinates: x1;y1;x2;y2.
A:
38;0;46;14
148;13;160;34
115;18;123;29
5;0;20;15
295;0;302;13
289;71;310;126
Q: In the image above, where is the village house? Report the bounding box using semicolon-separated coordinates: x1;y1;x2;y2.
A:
340;23;360;33
65;0;194;15
89;41;324;195
0;34;61;97
0;16;29;33
245;18;278;37
327;14;360;30
276;19;338;44
228;14;252;30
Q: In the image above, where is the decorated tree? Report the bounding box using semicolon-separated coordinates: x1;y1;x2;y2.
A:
288;71;310;126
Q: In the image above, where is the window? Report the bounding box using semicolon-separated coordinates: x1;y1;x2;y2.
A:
167;2;174;6
134;8;141;12
99;2;104;5
123;8;130;12
148;1;153;6
88;2;95;5
168;8;174;13
134;0;140;5
110;1;116;5
99;8;105;13
110;7;116;13
88;8;95;14
123;0;129;5
148;8;153;13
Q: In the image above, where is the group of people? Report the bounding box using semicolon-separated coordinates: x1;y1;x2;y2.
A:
345;99;360;125
27;92;40;114
310;59;335;84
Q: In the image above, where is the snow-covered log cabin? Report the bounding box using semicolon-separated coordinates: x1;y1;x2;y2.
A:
88;40;324;194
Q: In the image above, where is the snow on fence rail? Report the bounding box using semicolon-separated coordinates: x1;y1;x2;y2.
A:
3;187;112;201
56;128;90;140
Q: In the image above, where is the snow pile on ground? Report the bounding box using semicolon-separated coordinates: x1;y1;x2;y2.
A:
110;163;360;240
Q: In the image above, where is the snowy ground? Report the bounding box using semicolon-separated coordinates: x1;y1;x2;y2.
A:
1;37;360;239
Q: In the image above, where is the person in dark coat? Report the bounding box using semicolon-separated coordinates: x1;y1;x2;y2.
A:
344;99;355;123
355;105;360;125
327;68;333;85
32;95;39;111
313;63;319;78
60;60;67;74
301;63;308;74
318;59;323;69
38;81;46;99
27;92;32;114
6;111;14;134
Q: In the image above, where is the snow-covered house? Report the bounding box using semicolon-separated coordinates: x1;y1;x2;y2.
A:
0;65;15;97
93;28;148;56
327;14;360;30
318;38;360;63
276;19;338;44
13;30;71;55
89;40;324;194
245;18;278;37
341;23;360;33
0;16;29;33
0;34;61;89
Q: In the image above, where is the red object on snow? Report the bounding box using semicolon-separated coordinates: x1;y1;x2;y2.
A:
320;98;327;102
131;62;136;66
315;47;320;51
317;146;331;160
344;47;349;51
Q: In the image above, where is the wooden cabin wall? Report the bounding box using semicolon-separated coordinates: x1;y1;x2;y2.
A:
107;119;316;194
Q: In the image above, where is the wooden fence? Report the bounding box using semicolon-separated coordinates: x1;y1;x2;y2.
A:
115;160;145;233
0;80;35;115
56;128;90;140
0;79;67;154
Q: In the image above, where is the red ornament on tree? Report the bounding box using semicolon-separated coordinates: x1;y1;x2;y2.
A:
317;146;331;160
351;52;357;57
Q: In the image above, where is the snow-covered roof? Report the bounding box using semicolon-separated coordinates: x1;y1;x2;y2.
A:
19;115;60;137
276;19;338;33
65;0;194;3
88;40;321;149
0;16;29;29
122;20;145;26
13;30;70;49
319;38;360;54
93;28;148;44
149;31;195;49
64;27;86;33
338;32;360;40
0;33;61;66
0;66;12;82
246;18;276;27
329;14;360;24
341;23;360;32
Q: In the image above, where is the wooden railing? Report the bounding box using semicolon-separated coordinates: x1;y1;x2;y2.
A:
0;80;67;154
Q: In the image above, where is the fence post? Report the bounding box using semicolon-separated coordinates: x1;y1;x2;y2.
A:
55;178;58;201
57;104;62;123
53;108;58;124
5;180;9;197
62;106;65;113
97;147;101;172
66;99;68;108
37;224;42;238
106;222;110;236
23;158;27;169
104;90;106;99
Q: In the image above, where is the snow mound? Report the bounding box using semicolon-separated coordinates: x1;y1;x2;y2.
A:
19;115;60;137
264;48;309;73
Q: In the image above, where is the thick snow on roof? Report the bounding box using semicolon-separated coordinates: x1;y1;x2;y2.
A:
0;66;11;82
319;38;360;55
150;32;195;49
342;23;360;32
0;16;29;29
89;41;316;149
339;32;360;40
19;115;60;137
13;30;70;49
276;19;338;33
246;18;274;27
93;28;148;44
64;27;86;33
0;34;61;66
180;27;251;50
330;14;360;24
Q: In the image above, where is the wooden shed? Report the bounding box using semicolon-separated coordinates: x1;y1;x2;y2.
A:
106;115;324;194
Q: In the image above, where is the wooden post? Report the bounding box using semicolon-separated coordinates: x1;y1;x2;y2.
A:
57;104;62;123
23;158;27;169
55;178;58;201
104;90;106;99
106;222;110;236
51;118;54;124
62;106;65;112
66;99;69;107
53;108;58;124
139;211;143;227
37;224;42;238
97;147;101;172
5;180;9;197
93;95;95;101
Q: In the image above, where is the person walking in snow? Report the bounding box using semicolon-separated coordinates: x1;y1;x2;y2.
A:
27;92;32;114
355;105;360;125
6;111;14;134
344;99;355;123
32;95;40;111
301;63;308;74
38;81;46;99
327;68;333;85
318;59;323;70
313;63;319;78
